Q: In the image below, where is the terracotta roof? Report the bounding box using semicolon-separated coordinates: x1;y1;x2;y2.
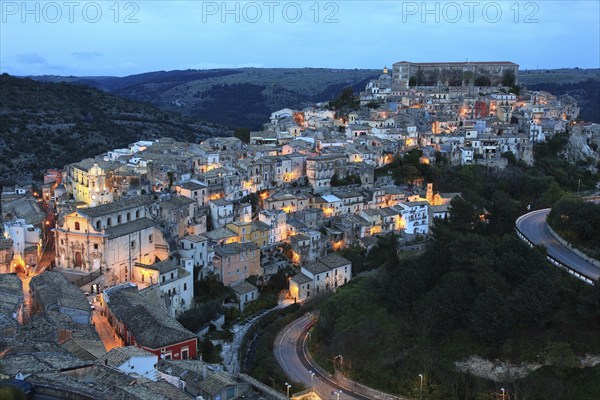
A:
107;290;195;349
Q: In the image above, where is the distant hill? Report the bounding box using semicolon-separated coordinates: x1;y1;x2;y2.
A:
31;68;380;129
519;68;600;122
31;67;600;126
0;74;230;184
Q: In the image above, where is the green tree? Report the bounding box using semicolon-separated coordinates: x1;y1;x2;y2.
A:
233;127;250;143
469;288;513;347
474;75;492;86
502;70;516;87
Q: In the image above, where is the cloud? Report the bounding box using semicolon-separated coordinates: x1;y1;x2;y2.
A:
17;53;47;65
71;51;103;61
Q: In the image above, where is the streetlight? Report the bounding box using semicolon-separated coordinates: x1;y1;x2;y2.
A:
418;374;424;398
334;354;343;370
285;382;292;398
501;388;506;399
309;370;315;387
336;390;342;400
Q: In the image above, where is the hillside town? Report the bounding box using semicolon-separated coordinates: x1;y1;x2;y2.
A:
1;61;597;399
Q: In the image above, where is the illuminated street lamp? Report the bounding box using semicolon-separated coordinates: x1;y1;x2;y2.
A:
336;390;342;400
501;388;506;399
285;382;292;398
419;374;424;398
334;354;343;370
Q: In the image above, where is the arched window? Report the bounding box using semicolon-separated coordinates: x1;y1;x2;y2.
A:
117;215;122;224
107;218;112;227
96;221;101;230
127;212;131;221
74;222;80;231
135;210;140;219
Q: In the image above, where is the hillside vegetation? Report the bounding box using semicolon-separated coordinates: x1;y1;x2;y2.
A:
0;74;229;184
32;68;380;129
548;196;600;260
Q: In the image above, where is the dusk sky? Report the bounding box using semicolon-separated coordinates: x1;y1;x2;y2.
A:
1;0;599;76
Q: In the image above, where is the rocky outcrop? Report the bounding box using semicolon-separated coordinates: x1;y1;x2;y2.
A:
455;354;600;382
563;124;600;172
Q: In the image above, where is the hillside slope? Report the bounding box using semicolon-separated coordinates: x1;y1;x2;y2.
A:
0;74;230;184
33;67;600;127
33;68;380;129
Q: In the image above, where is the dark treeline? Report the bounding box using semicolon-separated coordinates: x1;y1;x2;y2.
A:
548;197;600;260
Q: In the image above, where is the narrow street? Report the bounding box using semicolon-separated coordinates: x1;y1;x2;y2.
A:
91;302;121;351
15;217;55;323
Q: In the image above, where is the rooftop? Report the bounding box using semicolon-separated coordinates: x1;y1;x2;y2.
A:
99;346;157;368
210;198;233;207
160;196;196;210
319;253;351;269
30;271;90;314
213;242;259;256
181;234;208;243
291;273;312;285
78;196;153;218
104;218;157;239
107;290;195;349
135;259;179;274
0;273;23;295
204;227;237;241
231;281;258;296
178;181;207;190
302;260;331;275
198;372;237;396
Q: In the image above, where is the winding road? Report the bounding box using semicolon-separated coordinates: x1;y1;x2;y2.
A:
516;208;599;282
274;314;372;400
